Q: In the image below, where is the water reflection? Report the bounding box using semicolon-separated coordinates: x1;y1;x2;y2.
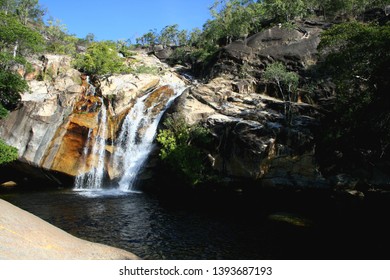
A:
2;189;390;259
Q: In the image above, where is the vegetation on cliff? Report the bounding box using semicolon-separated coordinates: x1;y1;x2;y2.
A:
317;22;390;175
0;139;18;165
156;114;213;185
0;0;44;113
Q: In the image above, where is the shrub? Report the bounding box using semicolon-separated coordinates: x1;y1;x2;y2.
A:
156;115;212;185
0;139;18;165
73;41;129;75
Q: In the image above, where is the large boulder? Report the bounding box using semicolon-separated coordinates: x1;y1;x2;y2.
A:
0;199;139;260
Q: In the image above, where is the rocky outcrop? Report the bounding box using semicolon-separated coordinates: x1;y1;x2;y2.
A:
0;51;186;185
167;77;327;189
0;199;139;260
208;21;325;81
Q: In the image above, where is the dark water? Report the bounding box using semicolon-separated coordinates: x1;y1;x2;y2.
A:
1;188;390;259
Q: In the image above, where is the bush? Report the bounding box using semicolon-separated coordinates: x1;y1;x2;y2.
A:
156;115;212;185
0;139;18;165
0;69;28;110
73;41;129;75
0;103;8;119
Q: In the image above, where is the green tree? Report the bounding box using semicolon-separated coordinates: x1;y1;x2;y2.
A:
0;11;44;57
0;11;41;112
45;17;77;55
73;41;129;75
0;139;18;165
263;0;306;22
263;62;299;121
159;24;180;46
177;29;188;46
0;68;28;109
318;22;390;172
136;29;158;46
156;115;211;185
15;0;45;25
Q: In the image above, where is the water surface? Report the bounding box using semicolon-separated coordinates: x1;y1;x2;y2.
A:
2;188;390;259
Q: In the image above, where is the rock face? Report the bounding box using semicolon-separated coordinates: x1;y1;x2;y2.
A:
209;21;325;81
154;22;333;189
168;77;327;188
0;51;186;185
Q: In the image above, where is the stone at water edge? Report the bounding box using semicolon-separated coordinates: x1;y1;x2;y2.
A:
0;199;140;260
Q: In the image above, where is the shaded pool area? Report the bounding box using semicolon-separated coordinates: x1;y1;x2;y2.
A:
1;188;390;259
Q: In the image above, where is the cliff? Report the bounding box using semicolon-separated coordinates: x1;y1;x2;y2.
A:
0;51;185;187
1;22;388;195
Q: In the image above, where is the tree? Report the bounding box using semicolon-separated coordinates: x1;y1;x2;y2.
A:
159;24;179;46
136;29;158;46
177;29;188;46
263;62;299;121
0;11;44;57
318;22;390;172
45;17;77;55
0;68;28;109
263;0;306;22
73;41;129;75
0;11;41;112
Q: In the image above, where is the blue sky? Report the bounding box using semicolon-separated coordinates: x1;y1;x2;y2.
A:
39;0;215;42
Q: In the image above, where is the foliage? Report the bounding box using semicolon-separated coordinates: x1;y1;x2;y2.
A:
264;0;306;22
73;41;130;75
0;103;8;118
0;68;28;109
44;17;78;55
0;139;18;165
318;22;390;171
205;0;265;46
136;29;158;46
156;115;212;185
116;39;135;58
0;0;45;25
263;62;299;101
263;62;299;122
0;11;44;56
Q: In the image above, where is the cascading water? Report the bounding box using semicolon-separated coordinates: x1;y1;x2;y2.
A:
74;81;187;193
74;102;108;190
112;84;187;192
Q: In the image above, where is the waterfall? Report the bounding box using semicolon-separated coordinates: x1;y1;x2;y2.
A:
74;100;108;190
74;81;187;193
112;84;186;191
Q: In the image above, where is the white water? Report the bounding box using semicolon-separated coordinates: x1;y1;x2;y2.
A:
74;101;108;190
112;84;187;191
74;82;187;192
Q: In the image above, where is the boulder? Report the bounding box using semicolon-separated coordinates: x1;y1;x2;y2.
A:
0;199;139;260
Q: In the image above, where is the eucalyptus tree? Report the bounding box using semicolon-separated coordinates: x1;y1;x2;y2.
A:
263;62;299;121
136;29;158;47
159;24;180;47
263;0;306;22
